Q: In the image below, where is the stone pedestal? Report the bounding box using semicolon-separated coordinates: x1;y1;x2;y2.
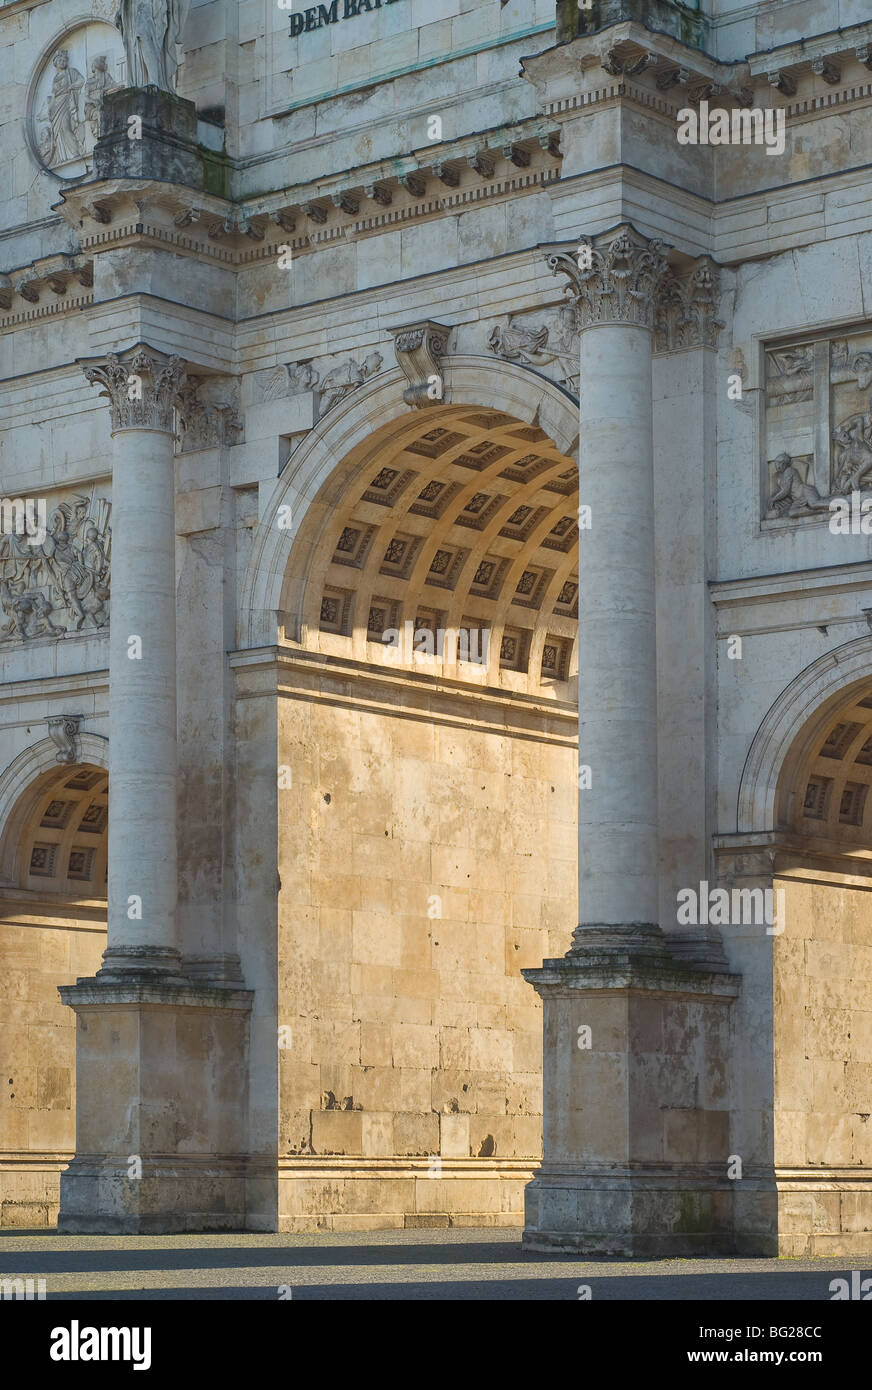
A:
58;981;252;1234
522;955;740;1255
93;87;218;191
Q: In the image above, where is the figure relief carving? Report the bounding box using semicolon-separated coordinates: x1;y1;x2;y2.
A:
832;415;872;494
317;352;383;415
82;55;115;141
288;361;320;394
0;493;111;643
256;361;321;402
115;0;191;93
763;328;872;522
765;344;814;405
765;454;828;518
254;353;383;418
39;50;86;165
487;305;579;394
30;26;124;178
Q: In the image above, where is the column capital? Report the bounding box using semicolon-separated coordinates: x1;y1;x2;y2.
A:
79;344;187;434
654;257;724;353
546;224;670;331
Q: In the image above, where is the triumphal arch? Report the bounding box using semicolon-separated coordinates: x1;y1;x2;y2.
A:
1;0;871;1256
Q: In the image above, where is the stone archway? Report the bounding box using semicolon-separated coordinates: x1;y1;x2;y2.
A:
765;678;872;1256
267;390;579;1231
723;653;872;1256
239;357;579;650
0;749;108;1228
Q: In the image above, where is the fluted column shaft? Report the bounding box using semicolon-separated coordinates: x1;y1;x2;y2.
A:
549;227;668;951
81;347;186;974
578;319;659;930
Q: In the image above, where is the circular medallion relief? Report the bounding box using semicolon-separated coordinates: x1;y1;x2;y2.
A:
28;22;126;181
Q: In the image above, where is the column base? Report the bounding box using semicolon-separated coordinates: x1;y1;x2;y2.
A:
96;943;188;984
58;1155;248;1235
567;922;670;967
58;976;254;1234
522;1167;737;1257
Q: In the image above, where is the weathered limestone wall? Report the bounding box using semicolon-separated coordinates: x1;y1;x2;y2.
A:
276;657;576;1228
0;915;104;1227
774;874;872;1255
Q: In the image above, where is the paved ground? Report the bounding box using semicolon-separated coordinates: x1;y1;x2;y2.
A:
0;1228;865;1299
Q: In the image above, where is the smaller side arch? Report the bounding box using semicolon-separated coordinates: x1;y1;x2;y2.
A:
736;635;872;834
0;734;108;886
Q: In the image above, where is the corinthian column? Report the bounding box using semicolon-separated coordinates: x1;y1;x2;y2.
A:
522;228;740;1257
550;225;669;959
59;345;253;1235
79;345;187;974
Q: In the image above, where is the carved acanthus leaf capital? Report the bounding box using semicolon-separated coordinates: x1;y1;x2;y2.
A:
176;375;243;451
654;258;724;353
547;225;669;330
81;347;187;434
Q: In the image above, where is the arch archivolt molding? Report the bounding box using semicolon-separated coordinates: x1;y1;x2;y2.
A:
240;358;579;696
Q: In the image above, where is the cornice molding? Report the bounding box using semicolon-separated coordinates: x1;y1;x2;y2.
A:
0;252;93;328
47;151;563;273
524;19;872;127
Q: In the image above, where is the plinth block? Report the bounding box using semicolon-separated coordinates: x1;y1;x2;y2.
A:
93;87;211;189
57;977;253;1234
522;954;741;1255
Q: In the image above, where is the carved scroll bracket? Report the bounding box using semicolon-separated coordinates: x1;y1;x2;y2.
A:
47;714;82;764
387;320;451;408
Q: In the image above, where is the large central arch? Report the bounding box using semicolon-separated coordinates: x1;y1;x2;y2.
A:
244;359;581;1230
240;358;579;651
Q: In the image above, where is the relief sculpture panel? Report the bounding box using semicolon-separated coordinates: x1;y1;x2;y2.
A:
763;328;872;523
28;24;126;180
0;490;111;642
